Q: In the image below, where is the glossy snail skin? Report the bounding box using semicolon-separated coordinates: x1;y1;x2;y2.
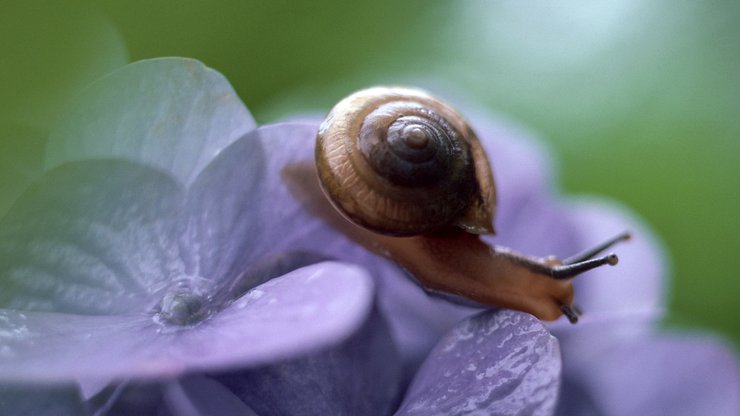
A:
316;87;495;236
314;87;627;323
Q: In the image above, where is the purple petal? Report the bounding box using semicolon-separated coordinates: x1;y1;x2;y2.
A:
556;333;740;416
0;262;375;382
470;112;554;205
178;261;375;370
215;302;402;416
0;310;157;383
0;161;184;314
46;58;256;186
470;112;581;259
397;310;561;416
179;122;361;296
177;128;265;287
372;260;479;385
252;121;340;252
560;198;667;322
473;110;667;325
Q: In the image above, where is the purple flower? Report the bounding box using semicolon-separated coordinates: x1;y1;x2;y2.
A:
0;57;737;416
0;58;560;415
465;111;740;416
547;203;740;416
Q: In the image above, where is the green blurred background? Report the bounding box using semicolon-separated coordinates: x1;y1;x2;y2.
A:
2;0;738;344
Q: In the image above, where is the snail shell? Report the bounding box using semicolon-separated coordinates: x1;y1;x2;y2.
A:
315;86;496;236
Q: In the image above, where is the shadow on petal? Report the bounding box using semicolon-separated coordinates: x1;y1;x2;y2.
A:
215;304;403;416
0;382;86;416
163;375;258;416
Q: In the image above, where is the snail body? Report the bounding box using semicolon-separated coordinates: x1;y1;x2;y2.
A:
313;86;626;323
315;87;495;236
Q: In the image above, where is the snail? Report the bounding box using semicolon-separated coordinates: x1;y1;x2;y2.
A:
314;86;629;323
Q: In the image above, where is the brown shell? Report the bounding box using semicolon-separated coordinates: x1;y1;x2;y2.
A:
315;86;496;236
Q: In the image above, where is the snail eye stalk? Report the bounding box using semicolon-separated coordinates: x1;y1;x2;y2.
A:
561;305;580;324
563;232;631;265
550;253;619;280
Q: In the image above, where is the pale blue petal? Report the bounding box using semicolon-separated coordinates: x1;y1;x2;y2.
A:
46;58;256;186
0;161;184;314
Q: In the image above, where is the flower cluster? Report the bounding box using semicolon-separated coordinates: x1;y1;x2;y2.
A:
0;58;737;415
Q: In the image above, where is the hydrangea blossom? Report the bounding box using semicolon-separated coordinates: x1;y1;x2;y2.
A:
0;58;737;416
465;110;740;416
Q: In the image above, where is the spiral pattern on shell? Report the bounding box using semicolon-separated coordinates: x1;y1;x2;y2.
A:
316;87;496;236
